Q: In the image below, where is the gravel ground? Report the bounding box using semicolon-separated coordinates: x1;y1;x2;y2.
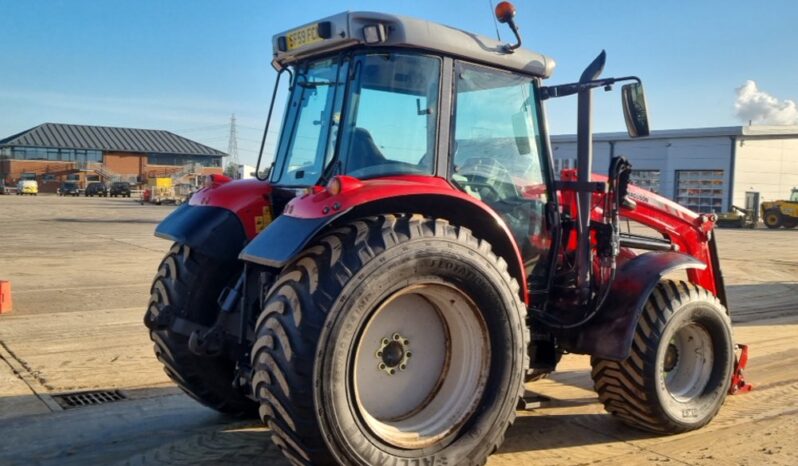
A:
0;194;796;465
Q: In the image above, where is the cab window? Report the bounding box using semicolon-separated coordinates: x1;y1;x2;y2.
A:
451;62;550;275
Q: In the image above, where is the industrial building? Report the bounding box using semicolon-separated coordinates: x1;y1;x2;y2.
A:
552;125;798;213
0;123;225;193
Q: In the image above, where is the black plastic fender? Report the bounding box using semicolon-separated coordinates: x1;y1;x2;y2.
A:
572;251;707;361
238;214;330;268
155;204;247;261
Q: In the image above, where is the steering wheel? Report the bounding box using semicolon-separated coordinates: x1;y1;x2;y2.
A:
455;157;518;202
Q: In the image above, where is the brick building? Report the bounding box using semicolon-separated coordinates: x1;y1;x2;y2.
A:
0;123;225;193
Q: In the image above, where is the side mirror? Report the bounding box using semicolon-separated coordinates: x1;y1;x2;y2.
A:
621;82;650;137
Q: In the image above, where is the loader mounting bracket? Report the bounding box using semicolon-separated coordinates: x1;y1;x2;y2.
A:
729;344;753;395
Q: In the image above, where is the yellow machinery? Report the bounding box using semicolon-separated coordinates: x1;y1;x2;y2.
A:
146;177;178;205
761;188;798;229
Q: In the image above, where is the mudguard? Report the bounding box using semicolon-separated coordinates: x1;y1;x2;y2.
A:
155;204;247;261
238;175;529;302
239;214;331;267
572;251;707;361
154;178;273;261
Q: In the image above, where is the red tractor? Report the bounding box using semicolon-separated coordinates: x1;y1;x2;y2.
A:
145;4;749;465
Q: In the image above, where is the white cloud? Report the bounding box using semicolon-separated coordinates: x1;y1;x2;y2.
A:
734;80;798;125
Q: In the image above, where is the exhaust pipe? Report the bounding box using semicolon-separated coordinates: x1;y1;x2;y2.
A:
575;50;607;298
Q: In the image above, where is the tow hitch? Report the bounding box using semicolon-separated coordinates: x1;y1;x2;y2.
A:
729;344;753;395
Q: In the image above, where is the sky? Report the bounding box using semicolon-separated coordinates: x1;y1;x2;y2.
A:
1;0;797;166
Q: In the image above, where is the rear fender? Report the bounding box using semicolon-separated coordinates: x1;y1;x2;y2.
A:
571;251;707;360
155;178;272;261
239;177;528;302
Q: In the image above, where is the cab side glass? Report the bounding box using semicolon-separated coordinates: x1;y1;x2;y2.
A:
451;62;551;276
622;82;650;138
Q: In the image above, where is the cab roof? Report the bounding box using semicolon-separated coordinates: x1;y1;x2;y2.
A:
272;11;556;78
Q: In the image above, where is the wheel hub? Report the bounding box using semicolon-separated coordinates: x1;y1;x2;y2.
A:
376;333;411;375
662;323;714;402
663;343;679;372
353;285;489;449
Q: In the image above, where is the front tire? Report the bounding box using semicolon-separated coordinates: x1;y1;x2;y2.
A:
764;210;782;229
252;215;528;465
145;243;257;416
591;280;733;434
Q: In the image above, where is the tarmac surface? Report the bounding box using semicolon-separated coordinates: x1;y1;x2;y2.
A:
1;194;796;465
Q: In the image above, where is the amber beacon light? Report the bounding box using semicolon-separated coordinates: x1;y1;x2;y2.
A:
494;1;516;23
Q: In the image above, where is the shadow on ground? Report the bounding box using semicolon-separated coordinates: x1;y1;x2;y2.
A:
49;218;161;224
727;282;798;324
0;386;284;466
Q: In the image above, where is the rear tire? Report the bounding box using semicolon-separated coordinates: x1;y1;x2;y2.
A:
146;243;257;417
591;280;733;434
764;210;782;229
251;215;528;466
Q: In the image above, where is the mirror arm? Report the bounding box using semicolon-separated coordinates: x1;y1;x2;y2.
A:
540;76;641;100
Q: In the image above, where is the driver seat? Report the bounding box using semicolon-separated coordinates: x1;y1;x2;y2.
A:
347;127;386;172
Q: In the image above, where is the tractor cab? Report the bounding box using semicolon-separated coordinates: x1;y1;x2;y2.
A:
262;10;565;274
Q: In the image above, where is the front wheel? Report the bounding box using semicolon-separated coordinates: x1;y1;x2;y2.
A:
252;215;528;465
763;210;782;229
591;280;733;434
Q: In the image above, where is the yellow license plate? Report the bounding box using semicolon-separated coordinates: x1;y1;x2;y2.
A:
287;24;323;51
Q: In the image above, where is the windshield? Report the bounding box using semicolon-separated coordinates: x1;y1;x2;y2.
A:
270;51;441;185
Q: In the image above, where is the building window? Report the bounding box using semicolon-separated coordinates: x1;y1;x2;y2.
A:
675;170;724;213
148;153;221;167
2;146;103;162
630;170;661;194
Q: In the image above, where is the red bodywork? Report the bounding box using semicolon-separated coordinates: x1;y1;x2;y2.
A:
281;174;528;302
559;169;721;296
195;171;721;302
190;177;273;239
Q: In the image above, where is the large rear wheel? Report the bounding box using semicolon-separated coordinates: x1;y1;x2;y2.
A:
251;215;528;465
145;243;257;416
591;280;733;434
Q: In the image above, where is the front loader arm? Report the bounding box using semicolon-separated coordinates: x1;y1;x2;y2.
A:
559;169;724;303
618;183;724;304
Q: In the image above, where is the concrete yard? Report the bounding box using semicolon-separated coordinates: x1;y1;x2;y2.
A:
1;194;796;465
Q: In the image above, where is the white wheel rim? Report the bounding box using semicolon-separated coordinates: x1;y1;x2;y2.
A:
353;284;489;449
661;323;714;402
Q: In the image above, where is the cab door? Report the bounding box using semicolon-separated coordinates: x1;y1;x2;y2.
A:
449;61;554;285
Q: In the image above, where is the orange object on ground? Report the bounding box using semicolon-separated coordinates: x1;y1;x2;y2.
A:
0;281;11;314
